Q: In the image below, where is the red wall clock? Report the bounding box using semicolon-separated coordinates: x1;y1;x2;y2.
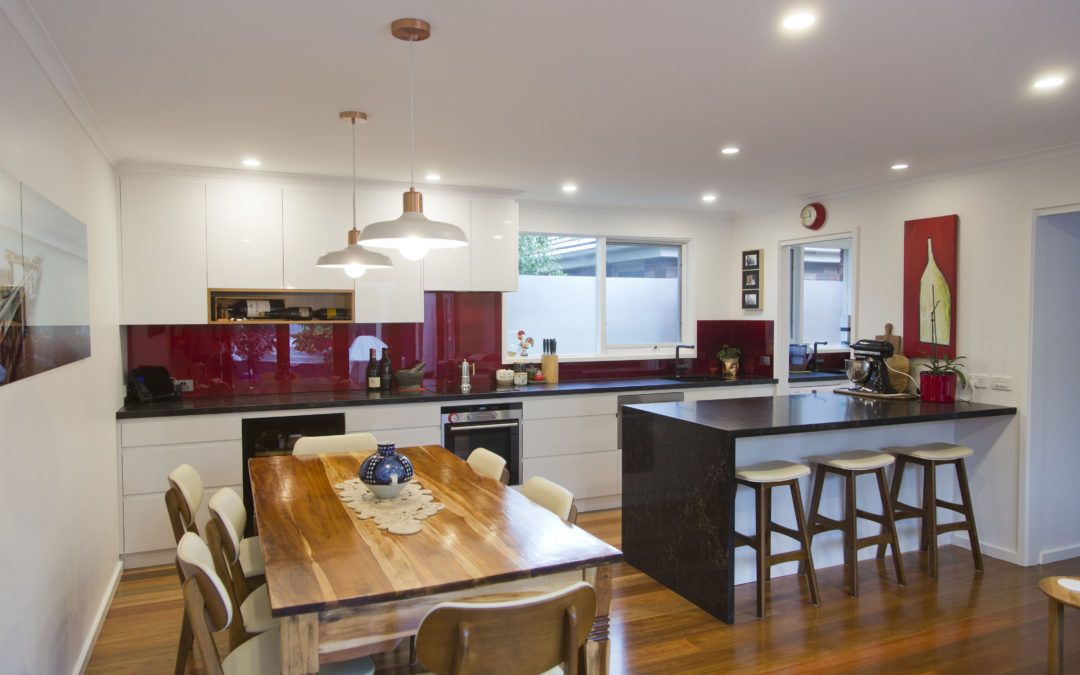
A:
800;202;826;230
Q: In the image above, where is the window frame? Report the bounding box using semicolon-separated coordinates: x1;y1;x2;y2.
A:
504;232;692;361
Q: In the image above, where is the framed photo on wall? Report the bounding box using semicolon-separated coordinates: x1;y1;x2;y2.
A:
742;290;760;309
742;270;759;289
742;249;761;270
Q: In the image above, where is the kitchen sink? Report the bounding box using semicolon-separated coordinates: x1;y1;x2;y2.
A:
663;375;726;382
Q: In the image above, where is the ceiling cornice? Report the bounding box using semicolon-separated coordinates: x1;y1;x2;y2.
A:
1;0;114;166
518;198;731;224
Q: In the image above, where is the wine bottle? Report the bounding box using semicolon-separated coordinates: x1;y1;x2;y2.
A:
918;238;951;345
311;307;350;321
366;349;380;390
379;348;392;391
227;299;283;319
262;306;312;320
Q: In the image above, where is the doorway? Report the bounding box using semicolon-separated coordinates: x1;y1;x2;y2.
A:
1028;208;1080;563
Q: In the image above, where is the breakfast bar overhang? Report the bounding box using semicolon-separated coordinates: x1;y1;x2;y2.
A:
620;392;1017;624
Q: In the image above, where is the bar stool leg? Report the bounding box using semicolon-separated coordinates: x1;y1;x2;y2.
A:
1049;596;1064;675
874;467;906;586
844;470;859;597
790;479;820;606
954;458;984;572
924;460;939;579
799;468;827;576
754;482;768;619
763;483;773;582
877;455;907;560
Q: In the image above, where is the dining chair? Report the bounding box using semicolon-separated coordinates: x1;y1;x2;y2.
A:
207;487;264;596
415;581;596;675
293;431;378;455
466;447;510;485
165;463;204;543
521;476;579;524
176;532;374;675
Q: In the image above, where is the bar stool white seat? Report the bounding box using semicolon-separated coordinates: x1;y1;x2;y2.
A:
734;460;820;619
805;450;906;597
877;442;983;579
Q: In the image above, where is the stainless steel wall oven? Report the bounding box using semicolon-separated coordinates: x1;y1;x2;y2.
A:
441;402;522;485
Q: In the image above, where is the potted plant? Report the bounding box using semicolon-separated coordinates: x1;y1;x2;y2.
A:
919;297;966;403
716;345;741;378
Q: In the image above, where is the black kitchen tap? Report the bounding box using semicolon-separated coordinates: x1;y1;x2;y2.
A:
674;344;694;377
811;341;828;371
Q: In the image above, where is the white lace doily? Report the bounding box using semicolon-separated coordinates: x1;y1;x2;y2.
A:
334;478;445;535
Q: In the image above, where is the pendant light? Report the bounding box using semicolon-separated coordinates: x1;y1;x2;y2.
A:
358;18;468;262
316;111;394;278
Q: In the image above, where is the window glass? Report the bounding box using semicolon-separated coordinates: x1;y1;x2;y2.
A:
605;242;681;345
787;238;852;350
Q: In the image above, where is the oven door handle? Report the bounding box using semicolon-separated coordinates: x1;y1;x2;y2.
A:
446;421;520;432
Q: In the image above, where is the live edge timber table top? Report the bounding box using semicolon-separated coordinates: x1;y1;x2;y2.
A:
249;445;622;617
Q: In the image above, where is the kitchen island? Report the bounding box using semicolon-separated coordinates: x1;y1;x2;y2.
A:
621;392;1017;624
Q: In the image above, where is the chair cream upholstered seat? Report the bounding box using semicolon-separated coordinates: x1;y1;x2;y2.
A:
208;488;264;583
237;537;264;577
521;476;577;523
177;532;374;675
734;460;819;618
237;584;275;634
876;442;983;579
813;449;896;471
891;441;974;461
292;432;378;455
466;447;509;484
736;460;811;483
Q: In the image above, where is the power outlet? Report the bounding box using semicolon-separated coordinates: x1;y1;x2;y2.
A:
991;376;1013;391
971;373;989;389
174;379;194;392
761;355;771;366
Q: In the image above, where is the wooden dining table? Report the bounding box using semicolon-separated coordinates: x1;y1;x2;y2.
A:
248;445;623;674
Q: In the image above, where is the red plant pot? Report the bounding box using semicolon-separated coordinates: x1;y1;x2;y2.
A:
920;373;957;403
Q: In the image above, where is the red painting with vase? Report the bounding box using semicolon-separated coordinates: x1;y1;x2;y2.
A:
903;214;958;360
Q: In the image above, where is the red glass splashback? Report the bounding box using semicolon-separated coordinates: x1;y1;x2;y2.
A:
125;294;774;396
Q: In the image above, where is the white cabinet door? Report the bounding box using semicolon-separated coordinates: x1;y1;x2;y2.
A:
119;173;207;324
282;186;354;290
353;188;425;322
421;193;472;291
470;198;518;291
206;182;283;289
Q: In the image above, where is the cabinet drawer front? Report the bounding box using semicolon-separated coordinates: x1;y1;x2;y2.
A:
681;384;775;402
522;451;619;500
122;440;242;496
121;415;241;447
345;404;440;432
525;395;615;420
523;416;616;458
123;486;240;554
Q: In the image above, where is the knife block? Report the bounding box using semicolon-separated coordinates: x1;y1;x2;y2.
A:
541;354;559;384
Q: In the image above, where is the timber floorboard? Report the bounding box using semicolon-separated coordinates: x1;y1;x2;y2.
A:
88;509;1080;674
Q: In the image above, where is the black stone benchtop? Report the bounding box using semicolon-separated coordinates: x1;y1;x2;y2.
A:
626;391;1017;439
116;374;777;420
620;391;1015;626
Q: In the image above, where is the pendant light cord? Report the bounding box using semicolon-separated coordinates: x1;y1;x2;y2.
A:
351;117;358;231
409;36;415;189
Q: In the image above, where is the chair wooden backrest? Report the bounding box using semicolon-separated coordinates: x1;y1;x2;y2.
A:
521;476;578;523
292;432;378;455
466;447;510;485
166;464;204;543
177;532;232;675
416;581;596;675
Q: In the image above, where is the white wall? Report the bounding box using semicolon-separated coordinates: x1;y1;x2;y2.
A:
732;152;1080;565
0;7;122;675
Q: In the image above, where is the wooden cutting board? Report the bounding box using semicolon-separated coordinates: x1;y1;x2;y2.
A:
876;323;903;354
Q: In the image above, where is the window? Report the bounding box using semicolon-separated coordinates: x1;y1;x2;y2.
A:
504;234;687;358
786;237;853;350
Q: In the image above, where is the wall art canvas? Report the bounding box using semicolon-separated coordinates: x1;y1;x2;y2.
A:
0;170;91;386
903;214;958;359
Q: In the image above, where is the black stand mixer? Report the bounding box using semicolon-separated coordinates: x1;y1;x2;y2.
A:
843;339;896;395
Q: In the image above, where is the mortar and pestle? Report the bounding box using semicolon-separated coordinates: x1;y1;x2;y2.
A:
393;361;426;391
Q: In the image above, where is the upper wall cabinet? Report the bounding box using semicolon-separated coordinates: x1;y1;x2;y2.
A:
119;173;208;324
422;196;518;292
206;182;283;290
282;186;354;291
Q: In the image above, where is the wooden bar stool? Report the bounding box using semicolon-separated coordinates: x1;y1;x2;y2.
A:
805;450;906;597
1040;576;1080;675
876;442;983;579
734;460;820;619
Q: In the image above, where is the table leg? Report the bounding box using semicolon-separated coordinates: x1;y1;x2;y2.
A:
280;613;319;675
585;564;613;674
1049;597;1064;675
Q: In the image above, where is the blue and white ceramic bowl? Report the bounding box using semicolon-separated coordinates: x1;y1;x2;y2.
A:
359;442;414;499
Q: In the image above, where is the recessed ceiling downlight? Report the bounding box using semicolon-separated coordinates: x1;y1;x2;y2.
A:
721;146;740;155
1033;75;1066;89
702;193;717;203
242;158;261;167
782;12;816;30
891;163;909;170
562;183;578;193
425;173;441;181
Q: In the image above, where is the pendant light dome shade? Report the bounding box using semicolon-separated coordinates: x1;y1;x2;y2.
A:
358;188;467;261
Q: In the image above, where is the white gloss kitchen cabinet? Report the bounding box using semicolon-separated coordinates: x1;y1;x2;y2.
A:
119;172;208;324
422;197;518;292
206;181;284;290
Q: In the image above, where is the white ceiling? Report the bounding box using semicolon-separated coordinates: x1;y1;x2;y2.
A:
22;0;1080;215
